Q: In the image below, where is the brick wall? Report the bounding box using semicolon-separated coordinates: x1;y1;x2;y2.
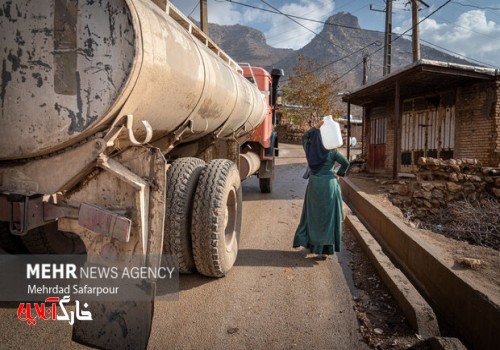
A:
455;80;499;166
363;77;500;175
495;78;500;165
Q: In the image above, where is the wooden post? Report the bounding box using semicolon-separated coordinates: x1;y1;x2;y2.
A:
383;0;392;76
393;80;400;179
347;102;351;161
412;0;421;62
363;55;368;85
200;0;208;34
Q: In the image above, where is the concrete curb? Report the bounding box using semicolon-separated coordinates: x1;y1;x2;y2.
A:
344;213;440;338
340;178;499;350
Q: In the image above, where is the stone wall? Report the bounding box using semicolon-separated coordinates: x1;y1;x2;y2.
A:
275;124;307;144
389;157;500;219
275;123;350;146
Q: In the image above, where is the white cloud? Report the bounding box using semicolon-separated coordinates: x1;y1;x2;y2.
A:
395;10;500;67
169;1;335;50
263;0;335;49
207;1;245;25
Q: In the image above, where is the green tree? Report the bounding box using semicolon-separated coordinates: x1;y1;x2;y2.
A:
282;55;343;124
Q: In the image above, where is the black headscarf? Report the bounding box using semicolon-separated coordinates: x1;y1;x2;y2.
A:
305;128;329;174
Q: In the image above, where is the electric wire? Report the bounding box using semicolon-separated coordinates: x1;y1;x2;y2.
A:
259;0;350;53
286;0;453;82
188;2;199;17
216;0;496;77
451;0;500;11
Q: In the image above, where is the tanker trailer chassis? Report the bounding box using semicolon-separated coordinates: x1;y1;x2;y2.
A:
0;120;167;348
0;0;281;348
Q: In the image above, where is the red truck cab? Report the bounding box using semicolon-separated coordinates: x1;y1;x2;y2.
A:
241;66;284;192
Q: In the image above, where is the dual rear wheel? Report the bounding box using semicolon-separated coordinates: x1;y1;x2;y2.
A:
164;158;242;277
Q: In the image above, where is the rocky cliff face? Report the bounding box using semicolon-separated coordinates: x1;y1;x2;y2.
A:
207;22;293;68
207;12;472;91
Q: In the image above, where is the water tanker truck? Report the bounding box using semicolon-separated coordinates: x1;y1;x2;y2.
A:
0;0;283;347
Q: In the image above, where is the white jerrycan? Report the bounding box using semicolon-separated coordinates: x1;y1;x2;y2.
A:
320;115;343;149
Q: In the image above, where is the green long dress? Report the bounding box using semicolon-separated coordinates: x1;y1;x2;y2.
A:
293;129;350;255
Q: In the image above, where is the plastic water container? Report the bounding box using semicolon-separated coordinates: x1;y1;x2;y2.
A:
320;115;343;149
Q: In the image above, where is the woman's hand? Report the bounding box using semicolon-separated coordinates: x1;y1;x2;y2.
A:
314;119;324;129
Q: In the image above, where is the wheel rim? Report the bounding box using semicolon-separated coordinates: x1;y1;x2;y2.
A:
224;186;237;253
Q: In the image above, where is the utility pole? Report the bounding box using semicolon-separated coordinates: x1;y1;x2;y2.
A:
383;0;393;76
200;0;208;34
412;0;420;62
362;55;369;85
370;2;392;76
411;0;429;62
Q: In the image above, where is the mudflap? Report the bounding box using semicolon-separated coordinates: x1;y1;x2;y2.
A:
65;147;167;349
72;297;155;350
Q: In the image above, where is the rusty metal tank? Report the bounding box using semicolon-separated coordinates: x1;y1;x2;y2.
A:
0;0;266;160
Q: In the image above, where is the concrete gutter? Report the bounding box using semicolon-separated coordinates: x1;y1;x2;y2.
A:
344;213;440;338
340;178;499;350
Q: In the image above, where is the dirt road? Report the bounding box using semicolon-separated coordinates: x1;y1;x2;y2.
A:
148;144;366;349
0;144;367;349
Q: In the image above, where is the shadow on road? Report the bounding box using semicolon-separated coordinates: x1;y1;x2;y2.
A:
235;249;320;268
242;163;307;202
177;273;219;291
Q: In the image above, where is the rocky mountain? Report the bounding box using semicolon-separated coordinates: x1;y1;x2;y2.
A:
207;13;472;91
207;22;293;68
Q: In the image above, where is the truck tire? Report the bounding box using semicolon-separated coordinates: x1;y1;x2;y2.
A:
21;222;86;254
259;178;272;193
191;159;242;277
164;157;205;274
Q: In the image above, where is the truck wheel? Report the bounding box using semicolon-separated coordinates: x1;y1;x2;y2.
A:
259;178;272;193
191;159;242;277
21;222;86;254
164;157;205;274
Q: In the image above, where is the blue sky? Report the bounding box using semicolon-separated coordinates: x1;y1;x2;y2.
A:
170;0;500;69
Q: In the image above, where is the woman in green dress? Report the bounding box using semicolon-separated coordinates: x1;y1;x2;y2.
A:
293;119;349;259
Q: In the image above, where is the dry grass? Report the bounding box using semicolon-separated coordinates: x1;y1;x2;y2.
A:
416;195;500;251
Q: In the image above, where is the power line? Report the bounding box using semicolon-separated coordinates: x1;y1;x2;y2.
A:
450;0;500;11
218;0;379;33
384;0;452;51
280;40;382;82
310;0;453;81
188;2;199;17
218;0;492;79
415;35;499;68
259;0;357;55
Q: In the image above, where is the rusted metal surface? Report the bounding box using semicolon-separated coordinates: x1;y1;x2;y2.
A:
78;203;132;242
59;146;167;349
0;0;266;160
0;0;135;159
0;194;82;235
0;138;106;195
